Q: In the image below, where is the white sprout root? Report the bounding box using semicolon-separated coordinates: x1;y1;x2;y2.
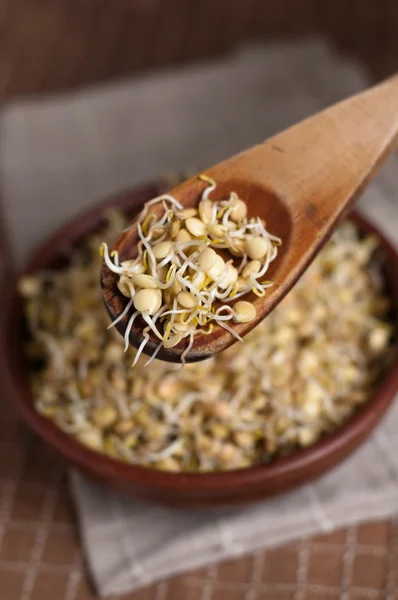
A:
101;176;282;365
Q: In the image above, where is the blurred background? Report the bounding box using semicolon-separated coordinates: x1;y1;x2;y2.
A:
0;0;397;100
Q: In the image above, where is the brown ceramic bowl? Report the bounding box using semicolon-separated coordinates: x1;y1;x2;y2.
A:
1;182;398;508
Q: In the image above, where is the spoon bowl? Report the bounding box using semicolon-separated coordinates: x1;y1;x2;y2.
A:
101;179;292;362
101;75;398;362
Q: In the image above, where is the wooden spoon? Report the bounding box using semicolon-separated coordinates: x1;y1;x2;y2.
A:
101;74;398;363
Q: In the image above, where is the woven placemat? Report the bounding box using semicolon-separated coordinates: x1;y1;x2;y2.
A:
0;396;397;600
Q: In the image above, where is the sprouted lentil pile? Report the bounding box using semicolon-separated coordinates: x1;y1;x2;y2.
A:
20;210;394;472
101;176;281;364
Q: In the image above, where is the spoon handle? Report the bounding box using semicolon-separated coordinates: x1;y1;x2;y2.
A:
205;74;398;226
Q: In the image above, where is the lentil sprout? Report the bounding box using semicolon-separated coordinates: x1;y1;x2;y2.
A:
21;206;395;472
101;176;281;364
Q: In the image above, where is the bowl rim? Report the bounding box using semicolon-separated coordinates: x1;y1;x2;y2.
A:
1;182;398;492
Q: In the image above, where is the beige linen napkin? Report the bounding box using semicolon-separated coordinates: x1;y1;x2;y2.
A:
1;40;397;597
